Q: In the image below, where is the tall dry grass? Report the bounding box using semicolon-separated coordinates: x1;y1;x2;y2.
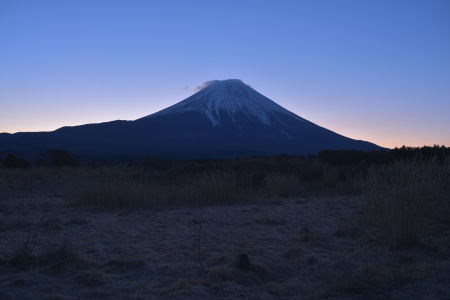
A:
176;172;240;205
361;161;449;249
69;178;160;208
7;154;448;219
264;174;300;198
68;171;252;209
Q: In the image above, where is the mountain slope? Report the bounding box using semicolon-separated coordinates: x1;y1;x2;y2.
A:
142;79;306;127
0;79;382;159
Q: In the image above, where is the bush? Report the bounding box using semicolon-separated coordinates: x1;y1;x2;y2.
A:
42;149;78;167
2;154;30;168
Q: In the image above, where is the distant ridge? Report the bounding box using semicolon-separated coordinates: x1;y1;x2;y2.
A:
0;79;382;159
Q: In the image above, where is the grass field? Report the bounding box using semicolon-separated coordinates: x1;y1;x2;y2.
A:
0;149;449;299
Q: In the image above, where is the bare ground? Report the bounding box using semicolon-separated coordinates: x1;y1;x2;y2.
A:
1;193;449;299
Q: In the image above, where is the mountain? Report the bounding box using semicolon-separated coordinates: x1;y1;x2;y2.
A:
0;79;382;159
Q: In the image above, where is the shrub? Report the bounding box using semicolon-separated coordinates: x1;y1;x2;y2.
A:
2;154;30;168
43;149;78;167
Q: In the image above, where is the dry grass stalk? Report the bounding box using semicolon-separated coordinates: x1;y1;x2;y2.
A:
362;162;447;249
264;174;299;198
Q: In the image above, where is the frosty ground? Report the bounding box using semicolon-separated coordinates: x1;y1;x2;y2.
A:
1;191;449;299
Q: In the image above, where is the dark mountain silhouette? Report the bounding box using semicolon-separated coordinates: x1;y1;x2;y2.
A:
0;79;382;159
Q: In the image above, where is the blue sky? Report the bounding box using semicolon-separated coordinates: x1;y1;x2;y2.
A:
1;0;449;147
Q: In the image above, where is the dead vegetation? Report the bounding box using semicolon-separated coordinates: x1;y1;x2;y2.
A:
67;170;250;209
1;147;449;299
361;162;449;249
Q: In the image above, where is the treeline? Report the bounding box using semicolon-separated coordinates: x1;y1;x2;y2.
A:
1;149;78;168
317;145;450;166
1;145;449;169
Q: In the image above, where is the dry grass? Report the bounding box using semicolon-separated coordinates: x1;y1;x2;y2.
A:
361;162;449;249
10;227;44;265
68;171;250;209
321;166;341;188
3;155;448;220
264;174;300;198
73;271;106;287
174;172;241;205
68;178;160;208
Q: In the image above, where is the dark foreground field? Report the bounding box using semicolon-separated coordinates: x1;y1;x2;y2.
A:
0;149;449;299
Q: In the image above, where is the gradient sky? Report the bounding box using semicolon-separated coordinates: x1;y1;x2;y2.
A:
1;0;449;148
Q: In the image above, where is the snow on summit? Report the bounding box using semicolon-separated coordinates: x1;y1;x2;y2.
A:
144;79;305;126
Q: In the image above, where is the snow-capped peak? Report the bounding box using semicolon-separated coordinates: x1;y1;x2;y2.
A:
143;79;305;126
